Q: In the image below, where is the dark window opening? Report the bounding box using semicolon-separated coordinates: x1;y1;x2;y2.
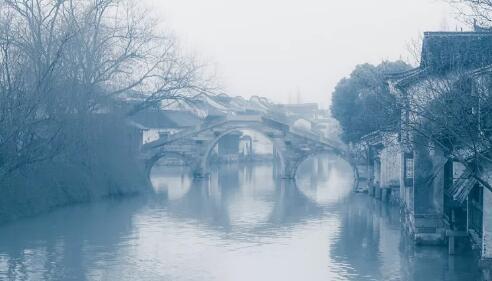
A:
404;152;414;187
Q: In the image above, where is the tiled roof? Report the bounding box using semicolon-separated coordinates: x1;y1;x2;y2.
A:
388;31;492;88
131;110;201;129
421;31;492;73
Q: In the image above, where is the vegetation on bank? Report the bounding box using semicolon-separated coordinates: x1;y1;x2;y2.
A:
330;61;411;143
0;0;206;222
330;0;492;191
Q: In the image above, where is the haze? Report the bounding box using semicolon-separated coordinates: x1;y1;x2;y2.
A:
145;0;461;107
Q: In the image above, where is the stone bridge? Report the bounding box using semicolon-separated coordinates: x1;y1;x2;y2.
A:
140;114;352;180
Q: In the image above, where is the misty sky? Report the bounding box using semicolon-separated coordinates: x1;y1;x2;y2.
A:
145;0;464;107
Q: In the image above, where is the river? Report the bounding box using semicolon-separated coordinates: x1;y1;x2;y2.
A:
0;155;481;281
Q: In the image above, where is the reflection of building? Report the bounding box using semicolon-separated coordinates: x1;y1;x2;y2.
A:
330;194;480;281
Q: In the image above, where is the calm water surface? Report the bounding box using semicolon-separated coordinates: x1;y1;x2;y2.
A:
0;156;481;281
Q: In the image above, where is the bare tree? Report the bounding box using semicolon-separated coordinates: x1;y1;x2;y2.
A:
0;0;68;179
392;67;492;191
59;0;209;115
406;34;423;67
447;0;492;27
0;0;208;180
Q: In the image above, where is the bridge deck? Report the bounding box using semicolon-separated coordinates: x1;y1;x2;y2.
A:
142;114;346;155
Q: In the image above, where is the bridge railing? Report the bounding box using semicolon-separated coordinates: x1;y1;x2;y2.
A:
259;114;347;151
225;114;264;122
143;112;347;154
289;126;347;151
143;114;267;150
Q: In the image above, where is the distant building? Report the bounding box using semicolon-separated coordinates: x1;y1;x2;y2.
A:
209;130;274;164
278;103;319;120
130;109;201;144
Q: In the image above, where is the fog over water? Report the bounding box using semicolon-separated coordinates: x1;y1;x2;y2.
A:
145;0;463;106
0;156;480;281
0;0;489;280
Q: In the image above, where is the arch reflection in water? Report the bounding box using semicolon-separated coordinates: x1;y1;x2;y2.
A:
0;156;482;281
151;163;192;200
151;157;345;231
154;163;278;231
296;153;354;205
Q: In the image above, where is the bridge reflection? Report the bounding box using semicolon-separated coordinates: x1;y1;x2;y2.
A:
0;156;480;281
151;154;352;233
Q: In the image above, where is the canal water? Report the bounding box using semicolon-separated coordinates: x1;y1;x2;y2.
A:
0;156;482;281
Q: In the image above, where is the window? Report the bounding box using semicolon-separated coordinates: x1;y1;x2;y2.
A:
404;152;414;187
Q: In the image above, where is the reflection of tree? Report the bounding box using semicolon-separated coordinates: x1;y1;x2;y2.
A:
0;197;146;280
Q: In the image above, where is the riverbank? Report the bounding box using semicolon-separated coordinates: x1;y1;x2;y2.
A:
0;160;149;225
0;116;151;225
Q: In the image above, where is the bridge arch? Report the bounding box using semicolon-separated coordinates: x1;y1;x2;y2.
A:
281;147;342;180
199;126;286;178
146;151;195;177
141;116;357;186
292;149;359;188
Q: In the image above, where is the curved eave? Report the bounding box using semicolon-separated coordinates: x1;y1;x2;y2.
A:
386;67;428;92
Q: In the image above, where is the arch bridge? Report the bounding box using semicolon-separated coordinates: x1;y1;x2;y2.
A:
140;114;351;180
